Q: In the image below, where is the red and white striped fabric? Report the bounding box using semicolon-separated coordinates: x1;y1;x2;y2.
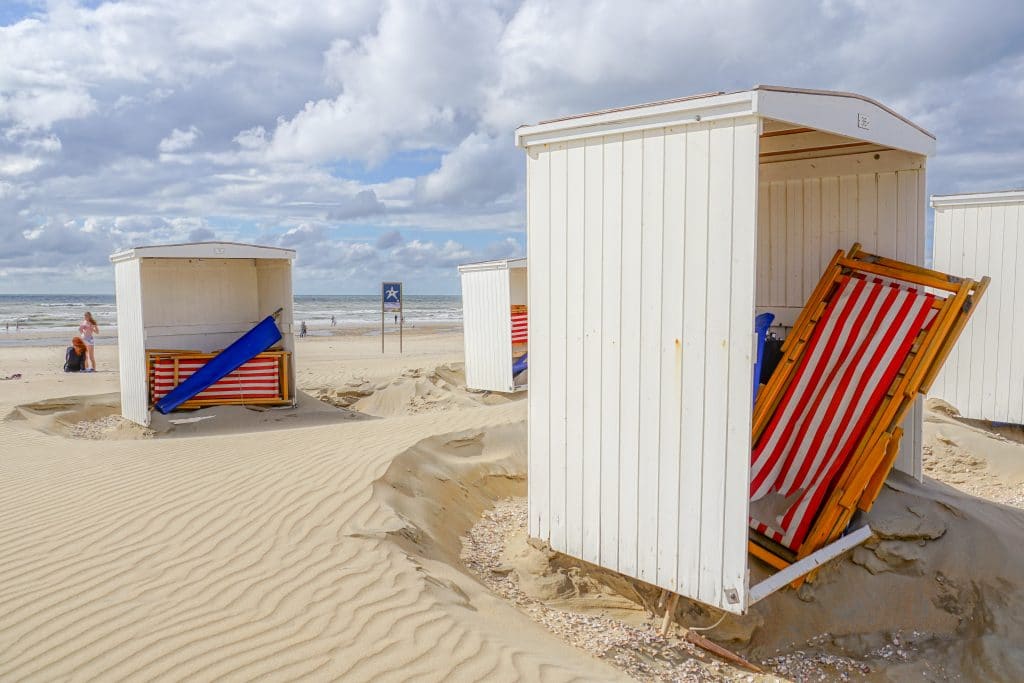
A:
749;275;936;551
151;356;281;403
511;312;528;344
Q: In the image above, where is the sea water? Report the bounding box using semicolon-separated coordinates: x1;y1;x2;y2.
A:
0;294;463;346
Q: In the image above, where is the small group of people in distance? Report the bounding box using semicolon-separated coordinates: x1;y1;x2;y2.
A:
64;312;99;373
299;315;337;337
295;314;409;337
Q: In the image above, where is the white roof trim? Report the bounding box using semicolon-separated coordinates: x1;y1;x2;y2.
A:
458;257;528;273
931;189;1024;208
515;91;755;148
516;85;935;156
110;241;296;263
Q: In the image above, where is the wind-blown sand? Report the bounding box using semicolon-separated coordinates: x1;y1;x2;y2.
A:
0;332;621;681
1;330;1022;681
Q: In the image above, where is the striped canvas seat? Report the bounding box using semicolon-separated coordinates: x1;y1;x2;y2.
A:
511;308;528;344
151;355;281;403
749;275;937;552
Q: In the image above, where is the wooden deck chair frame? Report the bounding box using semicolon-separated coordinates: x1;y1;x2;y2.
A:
747;243;989;591
147;349;292;410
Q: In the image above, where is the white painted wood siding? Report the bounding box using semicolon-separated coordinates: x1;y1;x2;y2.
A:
931;201;1024;424
114;259;150;425
756;149;927;478
527;116;760;613
256;259;296;398
460;269;514;392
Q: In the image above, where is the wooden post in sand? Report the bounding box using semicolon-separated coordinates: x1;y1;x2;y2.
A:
660;590;763;673
661;592;679;636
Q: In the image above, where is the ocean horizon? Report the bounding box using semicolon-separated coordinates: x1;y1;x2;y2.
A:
0;294;463;344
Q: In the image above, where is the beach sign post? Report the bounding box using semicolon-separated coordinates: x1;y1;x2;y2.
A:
382;281;403;353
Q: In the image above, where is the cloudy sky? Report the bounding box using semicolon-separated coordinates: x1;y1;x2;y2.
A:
2;0;1023;294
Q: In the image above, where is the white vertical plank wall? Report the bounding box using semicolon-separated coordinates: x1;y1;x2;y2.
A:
460;268;513;393
114;259;149;425
931;197;1024;424
257;260;296;393
527;146;551;545
527;117;760;613
756;149;927;478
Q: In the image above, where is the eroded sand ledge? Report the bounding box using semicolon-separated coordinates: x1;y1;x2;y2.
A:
379;421;1024;681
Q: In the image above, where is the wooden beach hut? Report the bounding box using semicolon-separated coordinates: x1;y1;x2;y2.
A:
517;86;939;614
458;257;528;393
930;190;1024;424
110;241;297;426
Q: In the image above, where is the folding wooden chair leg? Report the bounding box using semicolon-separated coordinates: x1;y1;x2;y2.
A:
748;541;789;571
859;428;903;511
799;436;889;558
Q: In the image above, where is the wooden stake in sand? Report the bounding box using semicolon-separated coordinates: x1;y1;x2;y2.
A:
660;591;763;674
681;628;763;674
660;592;679;636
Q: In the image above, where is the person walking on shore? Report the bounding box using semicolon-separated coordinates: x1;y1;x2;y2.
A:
78;311;99;372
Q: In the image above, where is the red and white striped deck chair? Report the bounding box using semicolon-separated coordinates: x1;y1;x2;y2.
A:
511;307;528;345
150;353;285;407
749;275;936;551
747;244;988;587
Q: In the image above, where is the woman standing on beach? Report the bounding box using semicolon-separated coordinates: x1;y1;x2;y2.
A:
78;311;99;372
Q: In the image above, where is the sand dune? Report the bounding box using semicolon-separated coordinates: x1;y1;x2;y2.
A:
307;358;523;419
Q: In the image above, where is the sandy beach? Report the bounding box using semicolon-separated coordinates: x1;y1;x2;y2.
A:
1;330;1023;681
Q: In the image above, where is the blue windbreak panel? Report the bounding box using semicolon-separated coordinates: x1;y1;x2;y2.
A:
752;312;775;407
513;353;528;377
155;316;283;414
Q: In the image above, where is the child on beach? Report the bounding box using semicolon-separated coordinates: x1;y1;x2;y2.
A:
78;312;99;372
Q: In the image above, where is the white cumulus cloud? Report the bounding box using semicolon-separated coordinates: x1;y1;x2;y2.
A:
0;0;1023;293
158;125;200;153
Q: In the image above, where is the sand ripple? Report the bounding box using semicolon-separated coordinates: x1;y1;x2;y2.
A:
0;398;620;682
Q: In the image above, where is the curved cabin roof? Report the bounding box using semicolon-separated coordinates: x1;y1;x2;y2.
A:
515;85;935;157
458;257;528;273
110;241;296;263
931;189;1024;208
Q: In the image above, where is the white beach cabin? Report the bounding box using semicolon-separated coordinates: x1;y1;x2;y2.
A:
110;241;297;426
517;86;934;614
930;190;1024;424
458;258;528;393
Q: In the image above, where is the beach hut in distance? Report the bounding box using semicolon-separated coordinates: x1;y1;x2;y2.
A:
458;258;528;393
110;242;297;426
931;190;1024;424
517;86;935;614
